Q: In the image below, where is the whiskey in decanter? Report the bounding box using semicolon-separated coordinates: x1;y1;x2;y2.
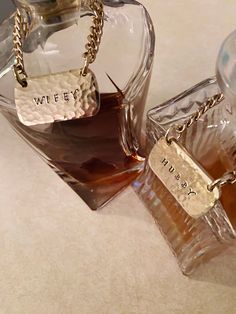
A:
0;0;155;210
135;30;236;274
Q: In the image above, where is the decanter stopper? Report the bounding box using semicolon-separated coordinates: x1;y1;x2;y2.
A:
217;29;236;106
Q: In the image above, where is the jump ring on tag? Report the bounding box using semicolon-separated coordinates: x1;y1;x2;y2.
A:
208;179;222;192
81;58;90;76
165;126;181;145
14;66;28;88
208;171;236;192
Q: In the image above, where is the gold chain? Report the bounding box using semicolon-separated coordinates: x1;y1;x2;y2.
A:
13;9;29;88
165;92;236;191
13;0;104;87
165;93;225;144
82;0;104;75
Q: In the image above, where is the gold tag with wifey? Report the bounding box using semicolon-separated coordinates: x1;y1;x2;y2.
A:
15;69;100;126
148;137;220;219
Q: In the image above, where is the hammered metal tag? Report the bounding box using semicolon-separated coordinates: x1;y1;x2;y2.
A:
148;137;220;219
15;69;100;126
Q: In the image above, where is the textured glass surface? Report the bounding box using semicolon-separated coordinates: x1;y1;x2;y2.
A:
134;77;236;274
0;14;14;76
0;1;155;210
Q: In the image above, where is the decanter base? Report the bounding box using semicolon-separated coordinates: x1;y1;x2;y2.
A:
0;90;145;211
50;162;143;210
133;167;229;275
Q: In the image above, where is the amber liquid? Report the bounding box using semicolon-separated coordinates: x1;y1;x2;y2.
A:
149;152;236;237
202;157;236;229
4;93;144;209
136;135;236;274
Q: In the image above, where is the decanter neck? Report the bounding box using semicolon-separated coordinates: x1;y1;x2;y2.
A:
14;0;82;24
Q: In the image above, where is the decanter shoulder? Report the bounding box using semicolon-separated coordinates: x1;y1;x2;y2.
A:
0;14;15;79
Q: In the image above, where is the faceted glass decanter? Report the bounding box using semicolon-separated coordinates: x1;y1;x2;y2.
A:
0;0;155;210
135;77;236;275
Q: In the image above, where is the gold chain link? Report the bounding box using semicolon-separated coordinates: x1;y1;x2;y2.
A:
13;0;104;86
165;92;236;191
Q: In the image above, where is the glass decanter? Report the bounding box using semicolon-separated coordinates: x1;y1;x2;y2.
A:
135;30;236;275
0;0;155;210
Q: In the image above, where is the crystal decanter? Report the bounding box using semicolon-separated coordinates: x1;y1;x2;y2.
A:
0;0;155;210
135;30;236;275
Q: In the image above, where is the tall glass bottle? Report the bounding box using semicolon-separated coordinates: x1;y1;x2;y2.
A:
0;0;155;210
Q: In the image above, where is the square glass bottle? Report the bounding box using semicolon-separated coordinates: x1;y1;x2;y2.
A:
134;77;236;275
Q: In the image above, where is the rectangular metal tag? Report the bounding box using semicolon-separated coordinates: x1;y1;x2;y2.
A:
148;137;220;219
15;69;100;126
